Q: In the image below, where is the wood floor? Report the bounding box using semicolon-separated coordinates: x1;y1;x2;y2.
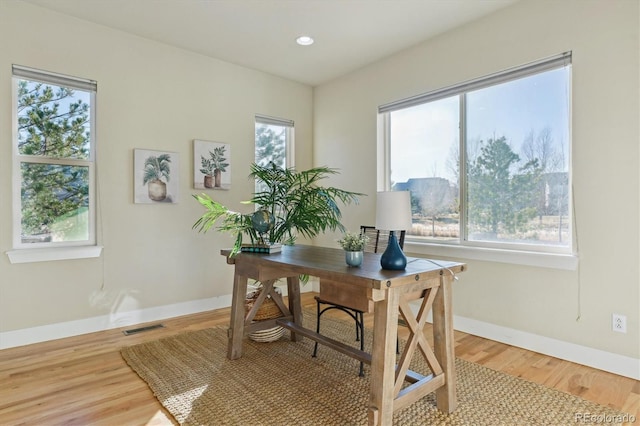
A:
1;292;638;426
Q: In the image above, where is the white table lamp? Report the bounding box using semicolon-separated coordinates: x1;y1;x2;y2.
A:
375;191;412;270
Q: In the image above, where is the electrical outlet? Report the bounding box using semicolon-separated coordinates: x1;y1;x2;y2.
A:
612;314;627;333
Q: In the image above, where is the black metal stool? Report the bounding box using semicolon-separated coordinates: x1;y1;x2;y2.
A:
312;296;366;376
311;226;405;376
312;296;401;377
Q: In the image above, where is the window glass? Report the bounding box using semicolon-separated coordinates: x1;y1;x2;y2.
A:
254;116;294;194
390;96;459;242
20;163;90;243
466;68;570;246
255;123;287;168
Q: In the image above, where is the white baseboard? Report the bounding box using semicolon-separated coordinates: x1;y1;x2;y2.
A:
0;294;233;350
0;284;317;351
453;314;640;380
408;301;639;380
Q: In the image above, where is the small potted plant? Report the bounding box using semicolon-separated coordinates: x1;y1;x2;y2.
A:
337;231;369;267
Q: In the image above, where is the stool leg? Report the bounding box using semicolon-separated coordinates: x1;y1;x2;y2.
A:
312;299;321;358
358;311;364;377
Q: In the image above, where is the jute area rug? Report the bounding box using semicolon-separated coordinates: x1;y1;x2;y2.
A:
121;311;627;425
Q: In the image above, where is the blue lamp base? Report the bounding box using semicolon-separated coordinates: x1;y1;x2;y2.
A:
380;231;407;270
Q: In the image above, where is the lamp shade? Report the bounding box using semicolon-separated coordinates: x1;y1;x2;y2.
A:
375;191;412;231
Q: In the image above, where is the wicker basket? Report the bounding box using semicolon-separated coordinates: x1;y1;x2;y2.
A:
246;290;285;342
245;292;283;321
248;325;285;342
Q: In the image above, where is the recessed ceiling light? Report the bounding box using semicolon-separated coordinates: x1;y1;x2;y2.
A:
296;35;314;46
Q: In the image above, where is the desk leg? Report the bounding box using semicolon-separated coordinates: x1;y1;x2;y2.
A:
368;287;400;426
433;273;457;412
227;271;248;360
286;276;302;342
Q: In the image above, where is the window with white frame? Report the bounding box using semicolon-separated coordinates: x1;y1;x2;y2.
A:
254;115;294;196
12;65;96;249
379;52;572;254
254;114;294;170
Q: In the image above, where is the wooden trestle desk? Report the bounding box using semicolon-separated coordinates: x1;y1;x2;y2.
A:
221;244;466;426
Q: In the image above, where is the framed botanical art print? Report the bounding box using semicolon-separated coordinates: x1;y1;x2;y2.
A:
194;139;231;190
134;149;179;203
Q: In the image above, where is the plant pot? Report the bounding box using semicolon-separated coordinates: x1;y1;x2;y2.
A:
148;179;167;201
204;175;214;188
214;169;222;188
345;250;363;267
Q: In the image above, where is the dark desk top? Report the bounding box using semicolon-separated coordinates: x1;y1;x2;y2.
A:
221;244;465;290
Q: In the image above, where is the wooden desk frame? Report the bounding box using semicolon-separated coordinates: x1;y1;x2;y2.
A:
222;245;465;426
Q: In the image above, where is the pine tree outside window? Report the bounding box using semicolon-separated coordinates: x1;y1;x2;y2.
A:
255;115;294;168
254;114;294;192
11;65;97;252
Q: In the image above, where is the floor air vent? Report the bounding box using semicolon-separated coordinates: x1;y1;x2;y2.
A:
123;323;165;336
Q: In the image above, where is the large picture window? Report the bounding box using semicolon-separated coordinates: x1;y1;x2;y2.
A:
12;65;97;249
379;52;572;254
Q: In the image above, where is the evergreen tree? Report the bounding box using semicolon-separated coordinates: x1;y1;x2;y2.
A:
17;80;90;240
255;124;286;168
467;136;541;237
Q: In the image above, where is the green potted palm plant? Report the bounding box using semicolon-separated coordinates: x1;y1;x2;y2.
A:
193;162;363;337
193;162;363;253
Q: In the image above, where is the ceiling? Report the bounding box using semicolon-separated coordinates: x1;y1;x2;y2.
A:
24;0;518;86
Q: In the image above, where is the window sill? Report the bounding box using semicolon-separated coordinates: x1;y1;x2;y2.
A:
404;241;578;270
6;246;103;264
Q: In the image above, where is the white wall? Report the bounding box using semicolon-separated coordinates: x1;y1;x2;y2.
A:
313;0;639;372
0;2;312;334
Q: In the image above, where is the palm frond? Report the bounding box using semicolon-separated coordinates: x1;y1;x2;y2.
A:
193;163;363;254
192;194;258;254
